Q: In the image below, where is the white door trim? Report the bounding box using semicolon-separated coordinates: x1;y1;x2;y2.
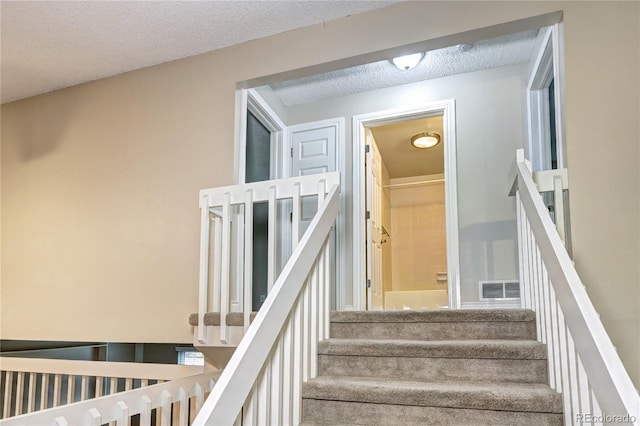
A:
232;88;288;312
234;88;288;184
527;24;567;171
352;100;460;310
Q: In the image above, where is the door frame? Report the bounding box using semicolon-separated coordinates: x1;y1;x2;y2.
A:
234;88;288;184
527;24;566;171
352;100;460;310
232;88;288;312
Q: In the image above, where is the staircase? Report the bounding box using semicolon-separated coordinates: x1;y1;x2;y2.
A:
301;309;563;425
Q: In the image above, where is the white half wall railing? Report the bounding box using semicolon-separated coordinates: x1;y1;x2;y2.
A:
197;172;341;345
0;357;204;420
515;149;639;426
193;180;340;425
0;368;219;426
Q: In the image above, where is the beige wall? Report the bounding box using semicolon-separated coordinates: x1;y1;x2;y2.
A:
1;1;638;385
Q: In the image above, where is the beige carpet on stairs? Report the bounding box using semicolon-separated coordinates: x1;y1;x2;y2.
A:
301;309;563;426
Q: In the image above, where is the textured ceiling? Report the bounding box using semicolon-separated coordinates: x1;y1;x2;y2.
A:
270;30;538;106
371;116;444;179
0;1;396;104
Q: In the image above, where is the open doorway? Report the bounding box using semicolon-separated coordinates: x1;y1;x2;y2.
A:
354;100;459;311
366;115;448;311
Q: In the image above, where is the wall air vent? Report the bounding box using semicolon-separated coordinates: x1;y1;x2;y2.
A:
479;280;520;300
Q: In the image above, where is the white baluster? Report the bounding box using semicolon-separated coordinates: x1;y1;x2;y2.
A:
54;416;69;426
212;215;223;315
281;316;294;425
220;192;232;344
257;364;271;425
15;372;24;415
324;240;331;339
116;401;129;426
242;384;257;425
577;355;592;420
89;408;102;426
198;194;211;344
292;183;301;248
194;383;204;413
553;175;566;245
292;299;303;425
27;372;36;413
524;217;535;311
310;261;319;379
540;265;555;388
3;371;13;417
40;373;49;410
547;277;562;392
302;278;311;381
124;378;132;391
109;377;117;395
140;395;152;426
80;376;88;401
270;341;283;425
590;386;603;424
529;232;542;340
95;376;103;398
244;189;254;333
52;374;62;407
318;242;326;342
566;331;581;420
267;186;277;290
556;307;573;425
178;387;188;426
160;390;172;426
66;375;75;405
516;195;528;309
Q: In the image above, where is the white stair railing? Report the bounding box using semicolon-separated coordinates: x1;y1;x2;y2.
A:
515;149;639;425
197;172;341;346
0;357;204;419
0;370;219;426
193;181;340;425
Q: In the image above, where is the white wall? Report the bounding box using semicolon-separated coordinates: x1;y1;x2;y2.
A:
286;63;529;306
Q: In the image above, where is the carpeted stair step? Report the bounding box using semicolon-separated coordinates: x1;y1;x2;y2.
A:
330;309;536;340
302;376;563;425
318;338;548;384
188;311;257;326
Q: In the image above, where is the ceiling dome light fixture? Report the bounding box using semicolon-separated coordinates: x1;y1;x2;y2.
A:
411;132;441;149
392;53;423;70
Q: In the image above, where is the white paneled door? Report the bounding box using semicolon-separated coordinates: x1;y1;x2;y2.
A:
365;129;384;310
289;119;339;235
288;118;343;310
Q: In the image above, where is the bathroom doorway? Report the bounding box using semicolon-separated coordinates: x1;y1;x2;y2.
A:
360;103;458;311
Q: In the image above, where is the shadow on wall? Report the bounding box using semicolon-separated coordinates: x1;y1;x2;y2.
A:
459;220;519;302
16;95;76;162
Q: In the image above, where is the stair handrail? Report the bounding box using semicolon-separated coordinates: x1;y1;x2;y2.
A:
193;182;340;425
515;149;639;425
0;370;220;425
